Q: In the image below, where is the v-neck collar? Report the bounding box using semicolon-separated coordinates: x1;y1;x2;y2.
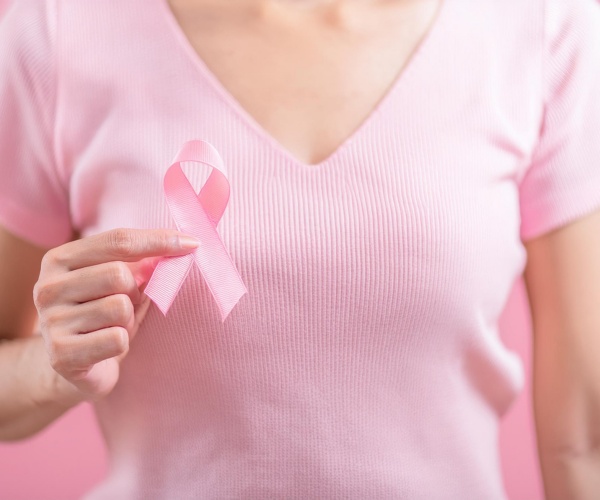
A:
157;0;450;170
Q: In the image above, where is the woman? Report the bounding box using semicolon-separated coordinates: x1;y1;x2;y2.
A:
1;0;599;498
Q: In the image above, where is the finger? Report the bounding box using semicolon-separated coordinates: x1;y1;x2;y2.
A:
48;326;129;377
58;294;135;336
68;358;120;399
132;293;152;330
42;228;200;272
34;261;141;307
127;256;163;289
121;294;153;353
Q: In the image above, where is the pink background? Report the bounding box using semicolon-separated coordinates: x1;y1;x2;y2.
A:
0;0;544;497
0;277;544;500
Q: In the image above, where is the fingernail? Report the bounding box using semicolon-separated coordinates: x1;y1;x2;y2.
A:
177;234;201;249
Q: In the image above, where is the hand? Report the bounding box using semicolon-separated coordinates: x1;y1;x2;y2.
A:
32;228;200;401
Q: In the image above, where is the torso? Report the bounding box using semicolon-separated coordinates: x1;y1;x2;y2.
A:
165;0;443;166
50;1;551;497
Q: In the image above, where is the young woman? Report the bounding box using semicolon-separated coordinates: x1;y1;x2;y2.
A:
1;0;599;498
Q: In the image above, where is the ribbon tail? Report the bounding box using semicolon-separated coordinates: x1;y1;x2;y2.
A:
144;253;194;315
193;248;248;322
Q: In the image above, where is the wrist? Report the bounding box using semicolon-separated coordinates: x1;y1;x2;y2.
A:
50;368;89;408
30;335;87;409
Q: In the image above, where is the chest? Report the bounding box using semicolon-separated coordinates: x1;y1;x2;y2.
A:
60;0;542;331
164;0;443;166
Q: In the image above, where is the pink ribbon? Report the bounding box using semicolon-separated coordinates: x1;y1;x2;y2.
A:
144;140;248;322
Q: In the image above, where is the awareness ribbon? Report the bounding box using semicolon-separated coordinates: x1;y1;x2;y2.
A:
144;140;248;322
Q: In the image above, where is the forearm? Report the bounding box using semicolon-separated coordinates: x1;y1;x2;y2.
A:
0;335;85;441
534;363;600;500
539;447;600;500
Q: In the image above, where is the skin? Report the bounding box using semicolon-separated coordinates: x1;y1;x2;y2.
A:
1;0;599;497
523;210;600;500
0;227;199;440
164;0;443;166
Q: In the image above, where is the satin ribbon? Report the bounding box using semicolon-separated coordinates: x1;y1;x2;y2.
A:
144;140;248;321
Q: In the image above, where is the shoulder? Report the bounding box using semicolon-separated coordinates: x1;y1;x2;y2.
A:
542;0;600;63
0;0;57;65
0;0;58;122
544;0;600;35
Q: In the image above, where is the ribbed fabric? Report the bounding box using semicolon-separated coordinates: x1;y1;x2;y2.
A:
1;0;600;498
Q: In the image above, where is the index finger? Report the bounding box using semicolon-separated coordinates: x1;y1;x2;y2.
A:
44;228;200;272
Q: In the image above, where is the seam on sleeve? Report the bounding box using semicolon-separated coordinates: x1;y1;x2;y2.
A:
0;191;74;248
541;0;548;105
48;0;69;199
535;0;550;151
515;0;547;186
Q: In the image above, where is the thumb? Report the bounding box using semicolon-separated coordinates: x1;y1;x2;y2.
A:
132;293;152;336
115;293;152;364
128;256;162;291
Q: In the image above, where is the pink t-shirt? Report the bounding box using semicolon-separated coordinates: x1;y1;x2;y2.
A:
2;0;600;498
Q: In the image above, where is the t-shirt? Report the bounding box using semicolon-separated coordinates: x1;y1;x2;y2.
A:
1;0;600;498
0;1;10;18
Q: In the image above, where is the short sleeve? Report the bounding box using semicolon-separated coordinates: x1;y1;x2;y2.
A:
518;0;600;243
0;0;73;248
0;1;11;18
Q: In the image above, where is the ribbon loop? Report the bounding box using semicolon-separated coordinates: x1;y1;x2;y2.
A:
144;140;248;322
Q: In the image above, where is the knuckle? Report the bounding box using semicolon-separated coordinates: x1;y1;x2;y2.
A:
47;337;68;373
32;281;48;309
44;244;74;268
40;307;64;331
107;228;136;257
40;249;59;270
43;306;72;332
108;262;133;291
160;231;177;251
110;327;129;354
109;294;133;323
33;279;61;309
38;315;51;335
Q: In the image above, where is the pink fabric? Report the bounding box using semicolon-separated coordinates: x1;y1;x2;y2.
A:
0;0;10;18
1;0;600;498
144;140;248;319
